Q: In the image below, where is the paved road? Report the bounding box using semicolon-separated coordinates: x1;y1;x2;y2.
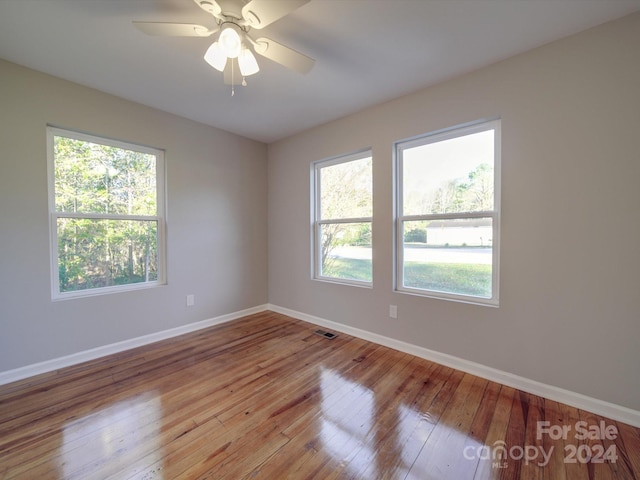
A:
331;246;492;264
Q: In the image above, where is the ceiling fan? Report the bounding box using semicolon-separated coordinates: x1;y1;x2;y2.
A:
133;0;315;87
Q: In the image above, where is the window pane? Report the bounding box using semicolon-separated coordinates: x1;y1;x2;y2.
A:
54;136;157;215
320;156;372;220
57;218;158;293
320;222;372;282
403;219;493;298
402;130;494;216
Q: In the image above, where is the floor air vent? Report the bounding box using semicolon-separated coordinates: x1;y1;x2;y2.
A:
314;329;338;339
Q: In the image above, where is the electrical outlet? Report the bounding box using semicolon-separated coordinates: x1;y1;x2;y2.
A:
389;304;397;319
186;294;195;307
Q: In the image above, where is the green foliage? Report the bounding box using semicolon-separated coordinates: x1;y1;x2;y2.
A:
404;227;427;243
54;136;156;215
430;163;494;214
337;223;371;247
405;162;494;216
54;135;159;292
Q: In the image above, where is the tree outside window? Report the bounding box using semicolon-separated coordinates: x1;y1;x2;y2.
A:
48;128;165;298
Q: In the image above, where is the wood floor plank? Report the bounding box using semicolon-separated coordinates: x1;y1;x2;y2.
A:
247;345;402;479
1;319;312;477
560;402;590;480
277;349;415;480
318;352;418;480
352;358;445;480
578;409;616;480
354;365;461;479
108;343;349;477
280;341;387;440
472;385;516;480
0;314;292;445
519;391;544;480
543;399;569;480
0;311;638;480
405;373;487;479
618;420;640;479
607;416;639;479
108;336;368;479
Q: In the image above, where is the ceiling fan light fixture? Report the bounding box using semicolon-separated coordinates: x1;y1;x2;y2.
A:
218;23;242;58
238;48;259;76
135;0;316;88
204;41;227;71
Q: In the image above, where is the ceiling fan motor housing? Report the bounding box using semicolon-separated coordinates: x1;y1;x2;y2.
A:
209;0;246;21
195;1;221;15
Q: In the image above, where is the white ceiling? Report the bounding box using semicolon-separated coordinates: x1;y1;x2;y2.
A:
1;0;639;143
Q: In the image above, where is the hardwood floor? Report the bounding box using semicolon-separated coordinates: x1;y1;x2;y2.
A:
1;311;639;479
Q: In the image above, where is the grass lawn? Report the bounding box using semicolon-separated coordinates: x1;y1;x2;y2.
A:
324;257;491;297
404;261;491;297
323;258;372;282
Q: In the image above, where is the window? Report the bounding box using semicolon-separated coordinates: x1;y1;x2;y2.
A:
395;119;500;305
312;150;372;285
47;127;166;299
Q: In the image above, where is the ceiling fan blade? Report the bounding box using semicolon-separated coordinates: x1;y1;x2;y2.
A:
223;59;244;85
253;37;314;74
241;0;310;29
132;21;217;37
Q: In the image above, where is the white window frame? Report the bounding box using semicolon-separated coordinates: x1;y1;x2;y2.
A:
311;150;373;287
47;126;167;300
395;119;501;306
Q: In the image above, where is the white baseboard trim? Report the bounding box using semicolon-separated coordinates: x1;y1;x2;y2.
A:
0;304;269;386
268;304;640;428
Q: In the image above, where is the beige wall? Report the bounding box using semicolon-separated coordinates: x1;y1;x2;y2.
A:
268;13;640;411
0;59;268;371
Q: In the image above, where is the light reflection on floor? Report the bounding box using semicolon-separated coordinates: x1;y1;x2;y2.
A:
60;391;162;478
320;368;377;476
319;368;484;478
